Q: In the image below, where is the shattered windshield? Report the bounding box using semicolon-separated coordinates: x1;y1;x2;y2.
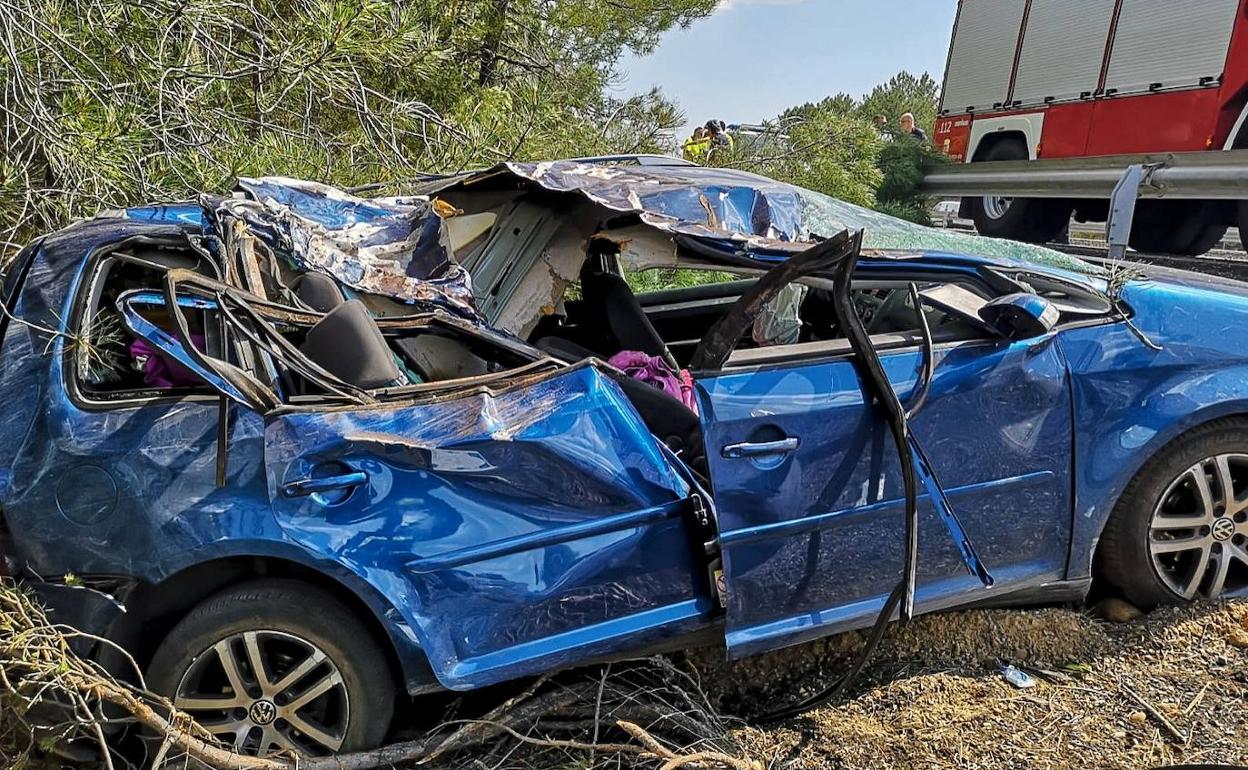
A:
795;190;1100;274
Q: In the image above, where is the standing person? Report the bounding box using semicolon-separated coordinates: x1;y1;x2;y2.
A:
900;113;928;143
873;114;892;140
682;126;711;163
706;120;734;161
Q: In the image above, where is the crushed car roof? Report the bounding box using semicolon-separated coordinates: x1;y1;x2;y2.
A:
98;160;1099;323
409;160;1098;272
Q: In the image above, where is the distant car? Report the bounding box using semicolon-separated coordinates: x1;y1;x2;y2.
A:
3;160;1248;758
932;199;962;227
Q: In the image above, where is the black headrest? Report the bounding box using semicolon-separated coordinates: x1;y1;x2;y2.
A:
294;272;345;313
300;300;402;390
580;270;668;359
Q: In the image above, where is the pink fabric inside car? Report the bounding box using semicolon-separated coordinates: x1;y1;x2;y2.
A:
608;351;698;414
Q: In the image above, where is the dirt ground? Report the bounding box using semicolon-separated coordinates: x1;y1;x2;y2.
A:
690;600;1248;770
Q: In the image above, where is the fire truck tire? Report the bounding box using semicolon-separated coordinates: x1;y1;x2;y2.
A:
1130;201;1227;256
967;139;1071;243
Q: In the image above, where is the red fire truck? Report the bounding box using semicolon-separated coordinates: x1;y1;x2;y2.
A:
931;0;1248;254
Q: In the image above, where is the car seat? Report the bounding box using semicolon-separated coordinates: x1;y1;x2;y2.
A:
299;300;404;389
293;272;345;313
395;335;489;382
579;265;672;364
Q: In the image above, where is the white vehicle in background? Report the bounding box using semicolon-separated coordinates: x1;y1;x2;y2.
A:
931;200;963;228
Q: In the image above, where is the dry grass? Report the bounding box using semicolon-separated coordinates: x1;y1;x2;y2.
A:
694;602;1248;770
4;573;1246;770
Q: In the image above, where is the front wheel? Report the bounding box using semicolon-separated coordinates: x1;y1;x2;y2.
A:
1098;420;1248;607
147;580;396;758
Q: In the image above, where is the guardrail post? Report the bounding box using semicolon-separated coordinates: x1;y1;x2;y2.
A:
1106;164;1148;261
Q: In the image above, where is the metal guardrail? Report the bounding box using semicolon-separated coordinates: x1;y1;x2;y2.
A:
920;149;1248;200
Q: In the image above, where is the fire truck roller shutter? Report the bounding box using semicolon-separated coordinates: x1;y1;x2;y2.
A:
1011;0;1117;109
1104;0;1241;97
940;0;1029;115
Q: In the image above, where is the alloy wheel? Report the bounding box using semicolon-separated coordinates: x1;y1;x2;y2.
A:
982;195;1013;220
173;630;350;756
1149;453;1248;599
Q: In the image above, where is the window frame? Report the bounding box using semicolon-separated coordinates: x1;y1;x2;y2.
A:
64;245;232;412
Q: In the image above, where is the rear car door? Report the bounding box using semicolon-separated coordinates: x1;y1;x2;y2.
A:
119;286;719;690
262;364;717;689
698;295;1075;658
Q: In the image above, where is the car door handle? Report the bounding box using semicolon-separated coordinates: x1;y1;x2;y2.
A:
282;471;368;498
722;438;800;459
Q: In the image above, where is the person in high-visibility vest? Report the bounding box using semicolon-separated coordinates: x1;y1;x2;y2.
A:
682;127;711;163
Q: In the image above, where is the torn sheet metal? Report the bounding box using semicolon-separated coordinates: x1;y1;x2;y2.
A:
218;177;478;317
263;362;707;689
419;160;1099;273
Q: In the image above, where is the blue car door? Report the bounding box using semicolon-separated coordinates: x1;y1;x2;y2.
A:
118;287;718;690
698;327;1074;658
261;364;717;690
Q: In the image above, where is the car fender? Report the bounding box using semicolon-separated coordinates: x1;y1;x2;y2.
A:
1063;330;1248;579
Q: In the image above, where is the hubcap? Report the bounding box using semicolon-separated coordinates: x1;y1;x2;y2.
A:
1149;454;1248;600
174;630;349;757
983;195;1013;220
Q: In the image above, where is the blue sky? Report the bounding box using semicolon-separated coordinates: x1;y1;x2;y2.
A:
618;0;959;136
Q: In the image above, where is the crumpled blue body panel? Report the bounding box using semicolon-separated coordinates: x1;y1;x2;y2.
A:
263;364;709;689
227;177;478;317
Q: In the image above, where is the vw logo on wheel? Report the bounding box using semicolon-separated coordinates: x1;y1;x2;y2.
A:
249;700;278;726
1212;517;1236;543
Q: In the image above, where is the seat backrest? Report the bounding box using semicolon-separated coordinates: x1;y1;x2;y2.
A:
580;270;667;358
299;300;403;389
294;272;345;313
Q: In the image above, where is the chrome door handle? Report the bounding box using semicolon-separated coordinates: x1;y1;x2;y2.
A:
722;437;800;459
282;471;368;498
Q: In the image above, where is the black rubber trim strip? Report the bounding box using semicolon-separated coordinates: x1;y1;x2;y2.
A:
757;231;923;724
689;230;856;371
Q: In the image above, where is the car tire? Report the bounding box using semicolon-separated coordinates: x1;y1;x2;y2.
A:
1098;419;1248;607
146;579;395;758
967;139;1072;243
1129;201;1227;256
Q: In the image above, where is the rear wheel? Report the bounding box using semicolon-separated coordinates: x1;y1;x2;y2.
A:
967;139;1072;243
1099;421;1248;607
147;580;395;758
1129;201;1227;256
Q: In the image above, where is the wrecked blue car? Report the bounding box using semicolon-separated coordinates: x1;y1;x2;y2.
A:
3;157;1248;757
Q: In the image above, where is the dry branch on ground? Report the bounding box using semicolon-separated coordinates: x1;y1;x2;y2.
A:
4;577;1247;770
0;578;759;770
694;602;1248;770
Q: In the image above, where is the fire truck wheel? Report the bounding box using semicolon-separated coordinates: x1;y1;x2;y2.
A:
967;139;1072;244
1130;201;1227;257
